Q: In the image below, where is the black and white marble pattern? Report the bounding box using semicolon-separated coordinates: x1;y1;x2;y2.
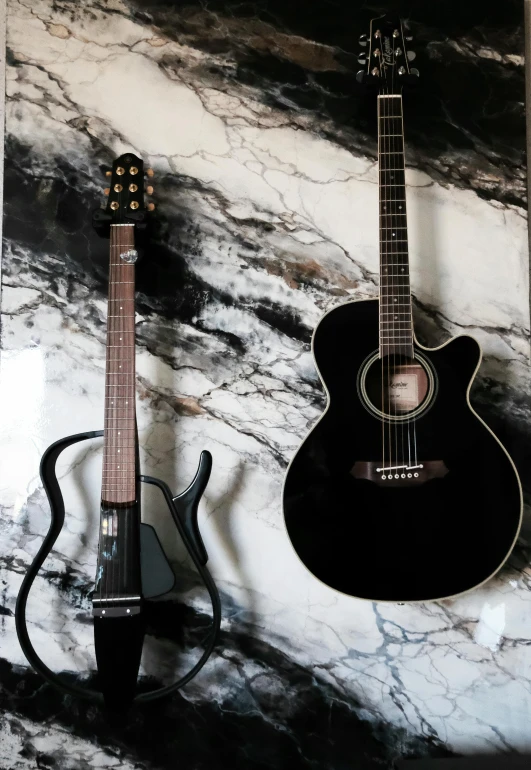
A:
0;0;530;766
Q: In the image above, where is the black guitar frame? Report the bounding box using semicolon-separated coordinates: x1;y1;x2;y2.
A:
15;430;221;704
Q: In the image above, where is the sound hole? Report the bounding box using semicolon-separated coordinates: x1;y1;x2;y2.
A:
364;355;430;418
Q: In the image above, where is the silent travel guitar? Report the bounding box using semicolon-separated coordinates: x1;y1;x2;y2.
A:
283;17;522;602
16;155;220;712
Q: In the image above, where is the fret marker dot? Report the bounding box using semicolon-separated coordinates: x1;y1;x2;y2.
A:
117;465;120;469
118;449;121;453
399;205;403;210
395;316;398;320
120;337;123;340
392;232;396;237
394;298;398;302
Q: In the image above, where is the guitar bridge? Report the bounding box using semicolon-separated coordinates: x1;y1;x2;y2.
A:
351;460;449;486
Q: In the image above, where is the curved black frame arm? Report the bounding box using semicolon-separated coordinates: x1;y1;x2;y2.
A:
15;430;221;703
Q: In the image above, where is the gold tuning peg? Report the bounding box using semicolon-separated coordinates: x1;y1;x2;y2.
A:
147;202;155;211
146;168;155;178
146;185;154;195
104;188;110;196
105;170;112;177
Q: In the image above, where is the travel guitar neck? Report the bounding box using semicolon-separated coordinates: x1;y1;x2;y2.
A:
93;153;150;618
378;93;413;358
102;224;137;506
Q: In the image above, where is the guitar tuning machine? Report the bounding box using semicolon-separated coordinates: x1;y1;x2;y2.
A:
359;33;368;46
146;168;155;178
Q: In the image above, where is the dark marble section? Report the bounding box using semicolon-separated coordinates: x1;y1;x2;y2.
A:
0;591;454;770
124;0;526;206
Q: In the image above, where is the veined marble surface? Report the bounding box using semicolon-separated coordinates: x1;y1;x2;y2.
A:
0;0;529;767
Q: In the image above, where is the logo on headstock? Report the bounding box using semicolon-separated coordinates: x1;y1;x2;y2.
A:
382;36;394;66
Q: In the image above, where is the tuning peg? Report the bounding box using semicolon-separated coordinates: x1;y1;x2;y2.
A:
147;202;155;211
146;168;155;177
410;68;420;76
359;33;368;46
146;185;154;195
105;170;112;177
357;54;367;65
356;70;365;83
104;188;110;195
407;50;416;61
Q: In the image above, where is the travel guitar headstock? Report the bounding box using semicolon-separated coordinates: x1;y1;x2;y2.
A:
93;153;155;238
356;15;419;94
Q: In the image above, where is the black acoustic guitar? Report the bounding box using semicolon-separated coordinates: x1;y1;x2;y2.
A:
283;16;522;603
16;155;220;713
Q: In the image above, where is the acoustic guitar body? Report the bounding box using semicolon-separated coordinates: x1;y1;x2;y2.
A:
283;299;522;602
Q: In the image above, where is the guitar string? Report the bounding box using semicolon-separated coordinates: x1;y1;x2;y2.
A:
386;85;396;473
383;89;391;471
379;92;385;477
384;82;393;474
391;55;406;476
392;33;407;477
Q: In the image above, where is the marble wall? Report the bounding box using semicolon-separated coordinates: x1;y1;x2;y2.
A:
0;0;529;767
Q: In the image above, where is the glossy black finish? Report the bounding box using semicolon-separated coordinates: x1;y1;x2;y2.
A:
15;431;220;706
94;613;146;714
93;502;143;617
283;300;522;601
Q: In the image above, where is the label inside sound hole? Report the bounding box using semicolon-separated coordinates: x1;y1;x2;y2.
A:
388;371;420;412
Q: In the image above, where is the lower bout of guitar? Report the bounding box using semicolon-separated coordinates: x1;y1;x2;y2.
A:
283;299;522;602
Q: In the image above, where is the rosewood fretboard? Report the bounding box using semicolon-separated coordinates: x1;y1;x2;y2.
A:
101;225;137;505
378;94;414;358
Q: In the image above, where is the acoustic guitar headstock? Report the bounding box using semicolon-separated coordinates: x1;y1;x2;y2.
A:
356;15;419;95
93;153;155;238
